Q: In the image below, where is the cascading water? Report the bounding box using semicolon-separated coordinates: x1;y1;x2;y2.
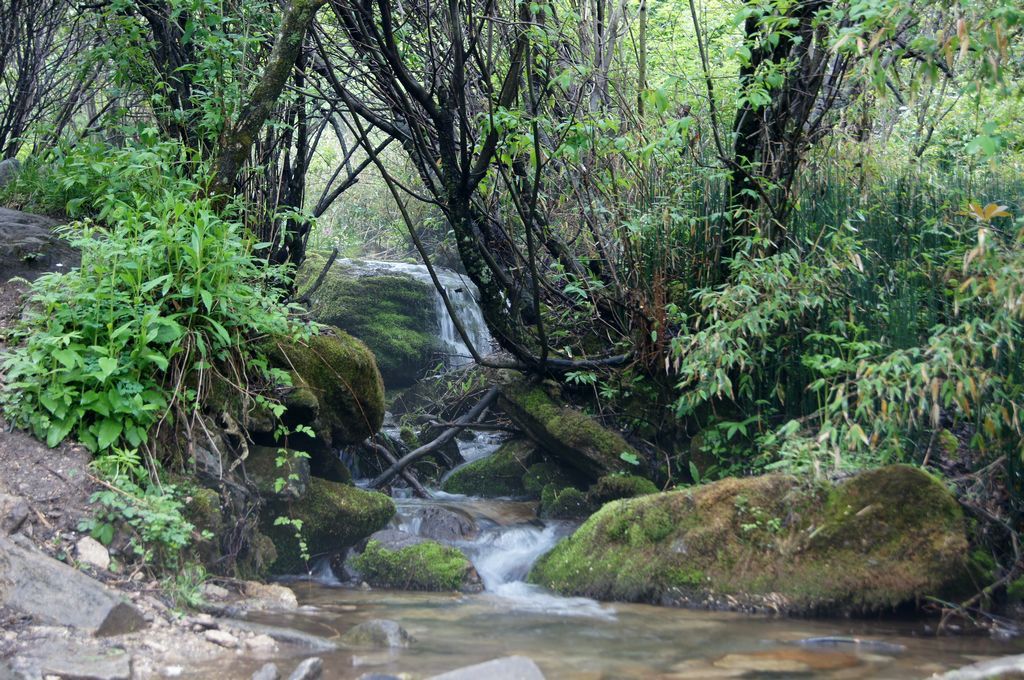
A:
337;259;492;367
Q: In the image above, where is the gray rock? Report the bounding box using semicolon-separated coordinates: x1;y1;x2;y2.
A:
0;535;147;635
0;493;30;535
408;505;478;541
252;663;280;680
287;657;323;680
0;207;75;283
340;619;413;649
0;158;20;188
427;656;546;680
203;628;239;648
10;638;132;680
223;619;338;652
935;654;1024;679
76;536;111;570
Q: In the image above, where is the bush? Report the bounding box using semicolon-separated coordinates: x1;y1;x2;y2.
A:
0;136;306;457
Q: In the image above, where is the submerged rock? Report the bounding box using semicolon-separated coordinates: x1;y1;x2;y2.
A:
262;478;394;574
427;656;546;680
287;657;324;680
340;619;414;648
349;530;483;592
499;380;635;479
441;439;537;497
530;465;969;615
0;535;147;635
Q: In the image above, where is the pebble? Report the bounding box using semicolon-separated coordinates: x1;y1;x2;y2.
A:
75;536;111;570
246;634;279;654
204;629;240;649
252;663;280;680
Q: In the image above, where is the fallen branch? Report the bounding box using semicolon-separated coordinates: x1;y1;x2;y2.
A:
363;438;430;499
369;387;499;488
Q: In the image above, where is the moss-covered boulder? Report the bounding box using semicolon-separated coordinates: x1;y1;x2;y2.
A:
297;254;438;387
499;379;635;480
349;530;483;592
264;327;385;454
440;439;537;497
262;477;395;573
522;461;578;498
588;474;658;506
530;465;969;615
540;485;592;519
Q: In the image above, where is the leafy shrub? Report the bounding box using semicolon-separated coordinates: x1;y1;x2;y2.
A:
0;136;306;457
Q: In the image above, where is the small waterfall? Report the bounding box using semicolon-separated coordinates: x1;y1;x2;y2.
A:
340;259;492;367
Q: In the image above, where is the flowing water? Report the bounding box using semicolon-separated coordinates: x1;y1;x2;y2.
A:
226;435;1024;679
337;259;493;366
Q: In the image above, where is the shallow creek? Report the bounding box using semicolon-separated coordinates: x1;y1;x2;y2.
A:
228;431;1024;679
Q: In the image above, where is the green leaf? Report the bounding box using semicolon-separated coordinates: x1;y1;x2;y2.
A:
96;418;124;450
97;357;119;381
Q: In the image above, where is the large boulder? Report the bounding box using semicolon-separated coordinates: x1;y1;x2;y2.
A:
0;535;147;635
348;529;483;592
296;254;439;387
441;439;537;497
499;380;635;480
530;465;969;615
262;478;394;573
264;327;385;452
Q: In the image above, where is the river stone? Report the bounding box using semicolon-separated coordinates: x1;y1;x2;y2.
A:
0;535;147;635
427;656;546;680
287;657;324;680
529;465;969;616
225;619;338;652
340;619;414;648
9;638;132;680
498;379;635;480
410;505;478;541
252;663;280;680
348;530;483;593
936;654;1024;679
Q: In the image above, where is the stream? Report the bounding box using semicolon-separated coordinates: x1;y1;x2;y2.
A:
231;435;1024;679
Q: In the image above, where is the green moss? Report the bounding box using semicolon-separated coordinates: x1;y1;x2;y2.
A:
522;461;577;498
399;426;420;449
530;465;969;615
298;254;438;387
1008;577;1024;603
500;380;637;479
441;439;537;497
588;474;658;506
265;327;385;447
352;539;477;591
262;477;395;573
540;485;592;519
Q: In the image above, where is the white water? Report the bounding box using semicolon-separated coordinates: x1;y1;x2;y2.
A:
338;259;492;367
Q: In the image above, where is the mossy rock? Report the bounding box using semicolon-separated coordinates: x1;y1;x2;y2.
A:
264;327;385;451
522;461;578;498
262;477;395;574
540;485;592;519
530;465;969;615
440;439;537;497
245;446;312;501
297;253;438;387
181;487;225;567
588;474;658;506
350;531;482;592
499;379;635;480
